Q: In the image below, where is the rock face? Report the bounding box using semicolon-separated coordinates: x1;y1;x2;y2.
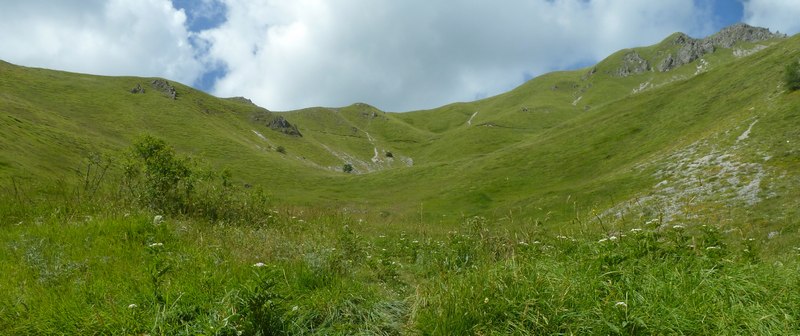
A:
150;79;177;99
658;23;785;72
267;116;302;137
614;51;651;77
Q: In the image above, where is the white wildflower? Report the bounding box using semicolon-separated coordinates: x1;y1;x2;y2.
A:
609;236;618;241
630;228;643;233
672;225;685;229
292;305;299;312
148;242;163;248
128;304;138;309
615;301;627;308
484;297;489;304
153;215;164;225
705;246;721;250
253;262;266;267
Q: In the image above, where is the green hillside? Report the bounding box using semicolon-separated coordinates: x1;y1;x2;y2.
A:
2;24;799;228
4;23;800;334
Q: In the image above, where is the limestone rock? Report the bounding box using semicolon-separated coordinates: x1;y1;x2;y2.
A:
614;51;651;77
658;23;784;72
150;79;177;99
706;23;786;48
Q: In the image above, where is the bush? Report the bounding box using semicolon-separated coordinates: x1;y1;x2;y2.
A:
785;60;800;91
343;163;353;173
276;146;286;154
123;135;195;213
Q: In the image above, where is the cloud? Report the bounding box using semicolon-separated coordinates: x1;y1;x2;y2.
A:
742;0;800;35
0;0;203;85
202;0;717;111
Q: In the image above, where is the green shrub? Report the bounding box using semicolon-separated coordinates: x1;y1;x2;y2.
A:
785;60;800;91
343;163;353;173
123;135;195;213
276;146;286;154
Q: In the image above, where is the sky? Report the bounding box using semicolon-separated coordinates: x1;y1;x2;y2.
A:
0;0;798;112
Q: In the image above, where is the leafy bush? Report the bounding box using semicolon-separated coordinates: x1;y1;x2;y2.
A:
343;163;354;173
123;135;195;213
786;60;800;91
276;146;286;154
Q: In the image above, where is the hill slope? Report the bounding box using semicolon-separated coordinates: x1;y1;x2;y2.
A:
1;23;798;228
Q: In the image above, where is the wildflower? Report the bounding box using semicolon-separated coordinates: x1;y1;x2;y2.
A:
556;235;569;240
615;301;627;308
253;262;266;267
148;242;163;248
609;236;618;241
630;228;643;233
484;297;489;304
519;241;529;246
153;215;164;225
292;305;299;312
598;238;608;243
705;246;721;250
672;225;685;229
128;303;138;309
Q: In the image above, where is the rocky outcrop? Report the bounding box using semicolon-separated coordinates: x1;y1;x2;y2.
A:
252;111;302;137
150;79;177;99
659;23;784;72
706;23;786;48
614;51;651;77
130;83;145;94
267;116;302;137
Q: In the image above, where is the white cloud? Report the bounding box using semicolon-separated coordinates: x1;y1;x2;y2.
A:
743;0;800;35
0;0;203;85
203;0;716;111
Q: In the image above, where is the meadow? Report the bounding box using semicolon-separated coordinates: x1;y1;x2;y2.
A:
1;139;798;335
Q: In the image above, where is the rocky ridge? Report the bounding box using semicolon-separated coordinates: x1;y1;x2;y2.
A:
615;23;785;76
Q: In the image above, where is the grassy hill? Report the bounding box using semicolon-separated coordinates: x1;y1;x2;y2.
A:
2;26;799;228
3;24;800;334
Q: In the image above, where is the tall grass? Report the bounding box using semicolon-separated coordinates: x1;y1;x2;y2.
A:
1;139;799;334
